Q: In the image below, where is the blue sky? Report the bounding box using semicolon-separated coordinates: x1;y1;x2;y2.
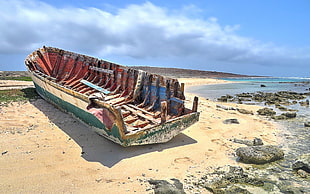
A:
0;0;309;77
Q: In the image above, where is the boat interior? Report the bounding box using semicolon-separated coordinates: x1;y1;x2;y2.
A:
25;47;198;133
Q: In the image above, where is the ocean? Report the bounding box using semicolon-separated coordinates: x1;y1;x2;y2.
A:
188;77;310;192
188;77;310;100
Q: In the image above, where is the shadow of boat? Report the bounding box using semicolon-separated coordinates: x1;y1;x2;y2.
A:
30;98;197;168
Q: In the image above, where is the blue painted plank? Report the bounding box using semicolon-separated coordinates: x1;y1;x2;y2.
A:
80;79;111;95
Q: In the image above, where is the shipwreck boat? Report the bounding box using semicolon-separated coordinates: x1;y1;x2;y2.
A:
25;46;199;146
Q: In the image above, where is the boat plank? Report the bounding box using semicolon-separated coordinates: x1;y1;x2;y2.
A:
80;79;111;95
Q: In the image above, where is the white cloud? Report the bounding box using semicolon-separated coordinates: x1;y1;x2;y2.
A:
0;0;309;74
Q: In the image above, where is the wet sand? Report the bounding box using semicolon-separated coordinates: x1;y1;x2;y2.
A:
0;78;279;193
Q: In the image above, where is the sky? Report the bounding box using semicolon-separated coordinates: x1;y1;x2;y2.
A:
0;0;309;77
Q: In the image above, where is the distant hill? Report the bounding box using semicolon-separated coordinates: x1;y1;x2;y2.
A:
131;66;252;78
0;67;254;79
0;71;30;78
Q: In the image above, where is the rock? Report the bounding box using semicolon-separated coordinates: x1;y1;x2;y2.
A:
237;93;253;98
260;84;266;87
216;104;237;111
225;185;251;194
296;169;309;178
305;122;310;127
198;165;263;193
253;137;264;146
232;137;263;146
148;179;185;194
223;119;239;124
237;108;254;115
282;112;297;118
292;153;310;173
232;138;253;146
217;95;233;102
272;112;297;120
275;104;288;111
299;100;309;106
257;108;276;116
218;95;233;102
236;145;284;164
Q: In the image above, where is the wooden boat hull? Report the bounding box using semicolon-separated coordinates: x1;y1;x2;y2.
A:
25;46;200;147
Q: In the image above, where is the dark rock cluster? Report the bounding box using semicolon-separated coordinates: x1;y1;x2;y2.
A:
218;91;310;108
257;107;276;116
272;112;297;120
148;178;186;194
194;165;264;193
218;90;310;121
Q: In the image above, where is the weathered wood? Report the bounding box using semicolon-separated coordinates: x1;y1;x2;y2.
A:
132;120;150;128
192;96;199;112
173;81;179;97
161;101;168;124
181;83;185;93
165;80;171;114
80;79;111;95
26;46;200;147
122;105;159;124
133;71;145;101
127;103;155;117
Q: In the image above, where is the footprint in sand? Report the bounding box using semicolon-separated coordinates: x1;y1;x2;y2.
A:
174;157;193;164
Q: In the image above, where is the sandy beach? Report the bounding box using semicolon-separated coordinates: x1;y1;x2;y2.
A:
0;78;279;193
0;80;34;90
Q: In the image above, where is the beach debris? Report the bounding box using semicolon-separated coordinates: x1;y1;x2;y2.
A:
236;145;284;164
260;84;266;87
231;137;263;146
304;122;310;127
95;178;103;183
223;118;239;124
292;153;310;174
2;151;8;155
257;107;276;116
148;178;185;194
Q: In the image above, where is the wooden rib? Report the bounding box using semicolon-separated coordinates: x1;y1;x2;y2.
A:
121;110;131;118
126;104;155;117
122;105;159;124
123;115;138;124
132;120;150;128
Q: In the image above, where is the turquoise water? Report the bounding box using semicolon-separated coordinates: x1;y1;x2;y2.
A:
188;77;310;100
188;77;310;192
